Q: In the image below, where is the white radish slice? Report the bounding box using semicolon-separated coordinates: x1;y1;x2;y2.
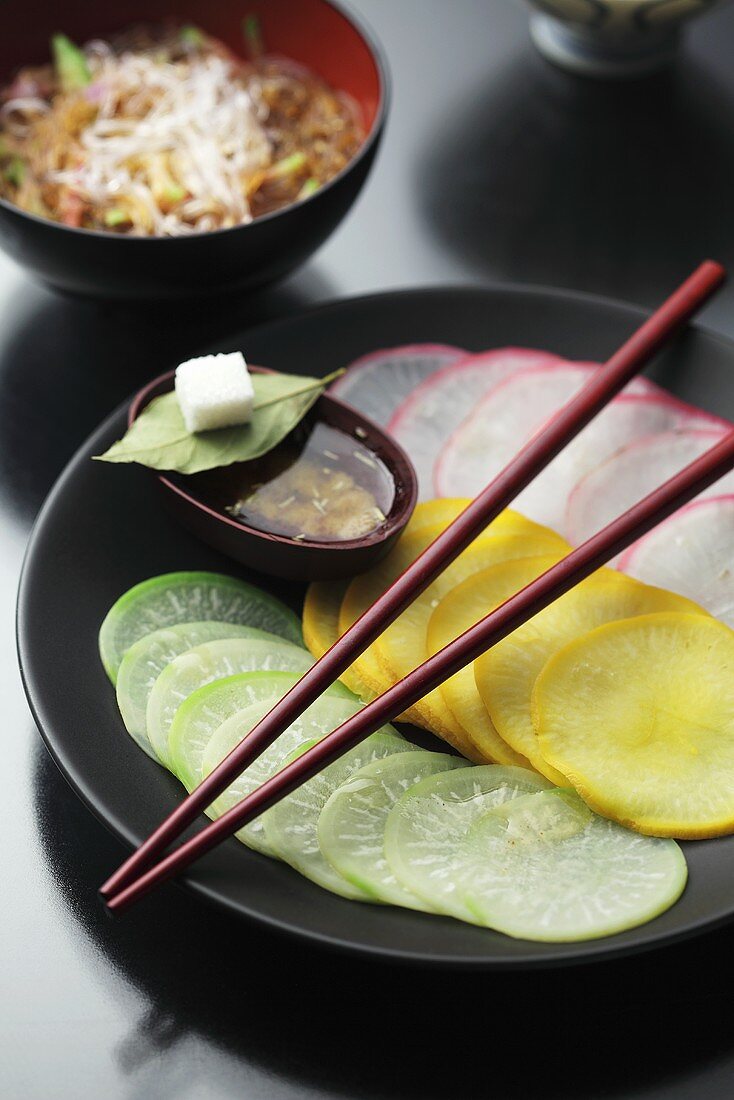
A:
98;570;302;683
618;495;734;627
146;637;313;767
318;750;465;909
263;732;411;899
566;428;734;549
457;789;686;942
513;393;720;536
115;622;285;759
434;364;712;522
201;695;400;859
384;765;552;922
168;670;353;791
329;343;465;425
388;348;568;497
203;695;361;857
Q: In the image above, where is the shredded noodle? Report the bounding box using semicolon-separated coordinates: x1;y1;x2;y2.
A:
0;26;363;235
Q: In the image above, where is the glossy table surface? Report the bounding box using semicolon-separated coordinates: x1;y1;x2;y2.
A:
5;2;734;1096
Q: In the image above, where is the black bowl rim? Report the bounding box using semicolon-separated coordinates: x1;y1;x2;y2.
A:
128;366;419;555
0;0;390;242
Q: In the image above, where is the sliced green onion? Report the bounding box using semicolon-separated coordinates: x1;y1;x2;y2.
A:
267;152;308;180
51;34;92;91
104;207;129;227
163;184;186;203
243;14;264;59
4;157;25;187
298;177;320;200
180;25;205;48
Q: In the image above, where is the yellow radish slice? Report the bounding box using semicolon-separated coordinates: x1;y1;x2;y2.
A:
375;526;568;756
534;613;734;838
338;506;533;725
428;556;561;766
401;497;478;533
303;499;472;701
341;521;453;727
341;510;561;741
303;578;372;700
474;569;707;783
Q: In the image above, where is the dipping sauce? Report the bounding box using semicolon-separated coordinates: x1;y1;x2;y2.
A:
209;421;396;543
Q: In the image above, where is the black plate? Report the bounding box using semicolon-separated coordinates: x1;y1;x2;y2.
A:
16;285;734;969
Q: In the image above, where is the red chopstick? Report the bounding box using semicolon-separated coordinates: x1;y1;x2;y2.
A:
101;261;725;905
106;428;734;912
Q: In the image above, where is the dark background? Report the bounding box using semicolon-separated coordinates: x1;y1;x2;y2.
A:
5;1;734;1096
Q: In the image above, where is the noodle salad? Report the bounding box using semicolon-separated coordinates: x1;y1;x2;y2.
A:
0;23;363;235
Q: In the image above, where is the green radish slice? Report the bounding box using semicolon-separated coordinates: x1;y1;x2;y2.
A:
116;622;286;759
99;571;302;683
201;696;400;859
169;670;353;790
384;765;553;922
263;732;412;900
457;789;687;941
318;750;465;909
146;637;312;766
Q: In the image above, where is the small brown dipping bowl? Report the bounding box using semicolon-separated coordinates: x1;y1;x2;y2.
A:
128;368;418;581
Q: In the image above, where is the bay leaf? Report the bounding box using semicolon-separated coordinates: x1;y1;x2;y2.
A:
94;369;342;475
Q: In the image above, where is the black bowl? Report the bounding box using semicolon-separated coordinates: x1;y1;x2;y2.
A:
128;367;418;581
0;0;388;299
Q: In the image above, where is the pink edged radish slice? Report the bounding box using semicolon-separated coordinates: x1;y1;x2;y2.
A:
566;429;734;551
618;495;734;627
434;364;681;522
513;392;722;536
388;348;567;498
329;344;465;426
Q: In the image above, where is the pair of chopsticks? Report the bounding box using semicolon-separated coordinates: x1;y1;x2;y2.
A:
102;261;733;913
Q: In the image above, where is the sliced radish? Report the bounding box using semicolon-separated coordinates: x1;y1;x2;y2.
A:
512;392;720;535
388;348;567;497
434;364;693;526
567;429;734;549
329;343;465;425
619;495;734;627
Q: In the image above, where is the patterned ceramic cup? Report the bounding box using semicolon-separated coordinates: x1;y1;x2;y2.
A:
525;0;728;77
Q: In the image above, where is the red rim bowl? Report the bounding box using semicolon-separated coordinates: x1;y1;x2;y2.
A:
127;367;418;581
0;0;389;299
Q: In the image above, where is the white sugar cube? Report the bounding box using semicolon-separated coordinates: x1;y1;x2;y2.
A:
175;351;255;433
